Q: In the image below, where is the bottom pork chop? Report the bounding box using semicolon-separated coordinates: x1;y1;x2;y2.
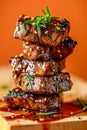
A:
4;88;62;112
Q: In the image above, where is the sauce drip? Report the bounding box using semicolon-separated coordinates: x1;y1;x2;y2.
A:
0;102;82;122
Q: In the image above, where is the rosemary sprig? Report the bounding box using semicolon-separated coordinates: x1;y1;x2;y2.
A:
26;75;34;81
8;90;14;96
56;80;59;93
8;89;25;96
26;75;34;89
76;98;87;111
8;90;19;96
23;6;58;37
36;111;58;116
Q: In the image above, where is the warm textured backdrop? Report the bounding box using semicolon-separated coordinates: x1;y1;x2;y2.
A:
0;0;87;80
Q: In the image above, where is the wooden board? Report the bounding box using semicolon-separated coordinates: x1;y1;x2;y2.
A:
0;111;87;130
0;104;87;130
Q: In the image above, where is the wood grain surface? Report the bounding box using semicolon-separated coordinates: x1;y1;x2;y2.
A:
0;109;87;130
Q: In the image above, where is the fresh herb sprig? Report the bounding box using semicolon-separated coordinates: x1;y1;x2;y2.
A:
23;6;58;37
76;98;87;111
26;75;34;89
8;90;15;96
36;111;58;117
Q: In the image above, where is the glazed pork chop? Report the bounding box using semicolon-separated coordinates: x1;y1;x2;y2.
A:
23;37;77;60
14;14;70;46
12;72;72;94
9;55;65;76
4;88;62;112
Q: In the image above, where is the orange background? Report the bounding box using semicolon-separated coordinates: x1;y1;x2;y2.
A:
0;0;87;80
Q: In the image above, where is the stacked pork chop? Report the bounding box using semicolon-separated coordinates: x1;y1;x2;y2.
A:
4;8;77;112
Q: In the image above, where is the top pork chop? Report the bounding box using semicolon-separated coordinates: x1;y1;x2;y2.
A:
14;15;70;46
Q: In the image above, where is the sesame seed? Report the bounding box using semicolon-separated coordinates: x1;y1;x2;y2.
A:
14;75;17;80
56;26;60;30
36;46;39;50
19;54;23;57
34;30;37;34
29;47;32;52
11;115;15;118
22;69;25;72
66;77;69;80
54;76;56;81
44;98;47;101
39;118;44;121
70;112;74;115
32;23;35;25
24;15;29;19
41;83;44;87
57;49;61;53
23;50;26;53
45;30;48;34
25;82;28;86
11;64;16;69
18;64;22;68
63;28;65;31
15;55;18;58
24;62;27;66
53;69;55;72
28;52;31;56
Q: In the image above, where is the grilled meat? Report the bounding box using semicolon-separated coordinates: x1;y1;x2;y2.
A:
23;37;77;60
9;55;65;76
4;7;77;114
12;72;72;94
14;15;70;46
4;88;62;112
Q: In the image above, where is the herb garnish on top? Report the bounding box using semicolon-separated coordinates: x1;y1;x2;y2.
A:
23;6;58;37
